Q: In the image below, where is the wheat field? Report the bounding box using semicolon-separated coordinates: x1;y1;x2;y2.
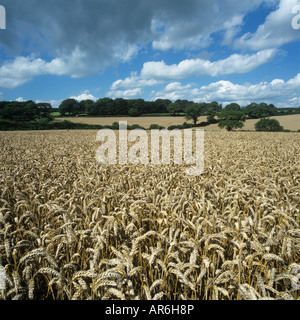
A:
0;130;299;300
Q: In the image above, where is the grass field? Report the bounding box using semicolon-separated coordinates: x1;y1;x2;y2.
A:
55;114;300;131
0;129;299;300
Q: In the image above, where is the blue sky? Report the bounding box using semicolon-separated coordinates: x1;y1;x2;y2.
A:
0;0;299;108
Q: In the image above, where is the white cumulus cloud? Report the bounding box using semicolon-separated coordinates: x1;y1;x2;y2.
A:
110;73;163;91
108;49;278;99
0;0;281;89
152;73;300;108
0;48;90;88
70;92;97;102
107;88;144;99
140;49;277;81
234;0;300;50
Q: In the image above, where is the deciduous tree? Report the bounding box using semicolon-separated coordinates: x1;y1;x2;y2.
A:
218;111;246;131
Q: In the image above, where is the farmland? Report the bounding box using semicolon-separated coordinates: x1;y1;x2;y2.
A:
0;130;299;300
56;114;300;131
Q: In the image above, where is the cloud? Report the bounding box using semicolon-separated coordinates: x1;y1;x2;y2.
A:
107;88;144;99
150;82;194;101
0;0;277;88
110;72;163;91
1;0;298;104
70;91;97;102
0;56;45;88
234;0;300;50
108;49;278;99
16;97;25;102
114;49;276;83
151;0;268;51
152;73;300;107
0;48;89;88
0;0;155;82
108;72;164;99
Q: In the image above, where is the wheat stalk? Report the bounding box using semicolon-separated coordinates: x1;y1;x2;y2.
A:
1;130;299;300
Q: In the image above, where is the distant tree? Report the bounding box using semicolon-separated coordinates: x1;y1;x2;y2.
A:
79;99;94;114
125;99;143;115
103;98;116;115
255;118;284;132
114;98;128;115
206;101;222;123
0;101;10;112
128;107;141;117
91;98;115;115
137;99;148;114
149;99;171;113
208;101;221;111
218;111;246;131
167;102;180;116
224;103;241;111
86;101;99;116
185;102;207;126
36;103;53;120
242;102;278;119
167;100;187;116
0;104;13;121
24;100;38;120
0;101;38;122
59;99;81;116
242;102;259;118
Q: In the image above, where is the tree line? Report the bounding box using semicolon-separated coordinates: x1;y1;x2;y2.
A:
58;98;174;117
0;101;53;122
0;98;300;125
57;98;300;119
